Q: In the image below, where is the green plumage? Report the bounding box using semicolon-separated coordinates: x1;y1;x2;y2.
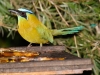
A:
51;26;84;36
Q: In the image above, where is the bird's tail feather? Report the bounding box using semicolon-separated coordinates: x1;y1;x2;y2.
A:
51;26;84;36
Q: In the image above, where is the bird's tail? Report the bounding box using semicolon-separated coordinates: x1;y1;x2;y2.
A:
51;26;84;36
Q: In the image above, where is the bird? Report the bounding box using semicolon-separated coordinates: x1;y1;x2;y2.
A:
8;8;83;48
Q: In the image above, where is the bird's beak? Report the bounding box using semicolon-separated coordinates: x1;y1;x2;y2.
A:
8;9;20;15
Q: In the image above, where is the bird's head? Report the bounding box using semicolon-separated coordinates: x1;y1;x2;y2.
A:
9;8;33;19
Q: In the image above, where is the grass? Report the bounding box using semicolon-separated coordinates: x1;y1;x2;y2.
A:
0;0;100;75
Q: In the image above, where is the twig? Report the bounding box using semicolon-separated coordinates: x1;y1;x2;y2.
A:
57;5;79;26
48;0;69;26
38;0;44;11
74;35;80;57
1;25;17;31
69;13;78;26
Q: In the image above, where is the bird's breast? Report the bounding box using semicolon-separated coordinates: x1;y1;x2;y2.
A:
18;18;48;43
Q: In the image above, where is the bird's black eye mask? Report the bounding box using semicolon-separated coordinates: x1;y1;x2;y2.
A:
19;11;34;20
9;9;34;20
18;11;27;19
9;9;27;19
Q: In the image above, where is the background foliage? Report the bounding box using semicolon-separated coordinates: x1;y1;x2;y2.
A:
0;0;100;75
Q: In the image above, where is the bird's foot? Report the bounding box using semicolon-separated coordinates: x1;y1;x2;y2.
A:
25;43;33;51
27;43;32;47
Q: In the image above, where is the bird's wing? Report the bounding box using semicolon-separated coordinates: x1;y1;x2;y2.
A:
36;24;53;43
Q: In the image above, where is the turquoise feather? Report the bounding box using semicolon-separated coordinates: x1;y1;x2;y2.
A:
51;26;84;36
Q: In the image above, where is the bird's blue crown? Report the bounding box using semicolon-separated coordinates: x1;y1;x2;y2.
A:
18;8;33;14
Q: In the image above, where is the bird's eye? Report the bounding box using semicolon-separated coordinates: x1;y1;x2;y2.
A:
19;12;27;19
21;12;25;15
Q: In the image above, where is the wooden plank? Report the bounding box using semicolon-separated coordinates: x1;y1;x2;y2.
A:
10;46;66;52
0;46;93;74
0;69;91;75
0;64;92;72
0;59;91;68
